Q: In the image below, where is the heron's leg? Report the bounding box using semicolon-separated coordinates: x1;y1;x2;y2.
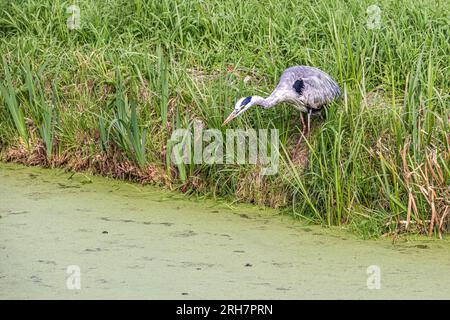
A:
293;113;306;160
300;112;306;136
307;109;312;135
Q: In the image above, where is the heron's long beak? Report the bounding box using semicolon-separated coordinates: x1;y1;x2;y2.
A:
222;111;237;125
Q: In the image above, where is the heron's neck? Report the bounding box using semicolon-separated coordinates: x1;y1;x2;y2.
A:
252;93;283;109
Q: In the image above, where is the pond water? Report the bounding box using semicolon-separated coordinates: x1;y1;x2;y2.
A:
1;162;449;299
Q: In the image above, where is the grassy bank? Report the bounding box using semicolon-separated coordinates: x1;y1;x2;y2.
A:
0;0;449;237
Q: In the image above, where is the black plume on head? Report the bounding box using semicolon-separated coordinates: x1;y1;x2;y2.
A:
240;96;252;106
293;79;304;95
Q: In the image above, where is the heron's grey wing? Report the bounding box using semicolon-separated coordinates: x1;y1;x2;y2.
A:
299;75;341;109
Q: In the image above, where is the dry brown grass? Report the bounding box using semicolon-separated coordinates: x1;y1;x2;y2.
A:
401;137;450;238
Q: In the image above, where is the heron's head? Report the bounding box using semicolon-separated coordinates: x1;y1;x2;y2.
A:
223;96;254;125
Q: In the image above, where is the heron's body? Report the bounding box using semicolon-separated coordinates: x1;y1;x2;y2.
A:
224;65;341;127
255;66;341;113
223;66;341;158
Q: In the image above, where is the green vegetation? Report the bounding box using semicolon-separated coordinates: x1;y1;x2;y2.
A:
0;0;449;237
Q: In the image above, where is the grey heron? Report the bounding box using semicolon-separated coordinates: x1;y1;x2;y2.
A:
223;66;341;156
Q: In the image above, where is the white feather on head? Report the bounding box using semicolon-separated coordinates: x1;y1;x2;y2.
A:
234;96;252;111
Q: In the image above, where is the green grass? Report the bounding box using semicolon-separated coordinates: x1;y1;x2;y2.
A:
0;57;29;149
23;60;56;159
0;0;449;237
102;71;148;169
